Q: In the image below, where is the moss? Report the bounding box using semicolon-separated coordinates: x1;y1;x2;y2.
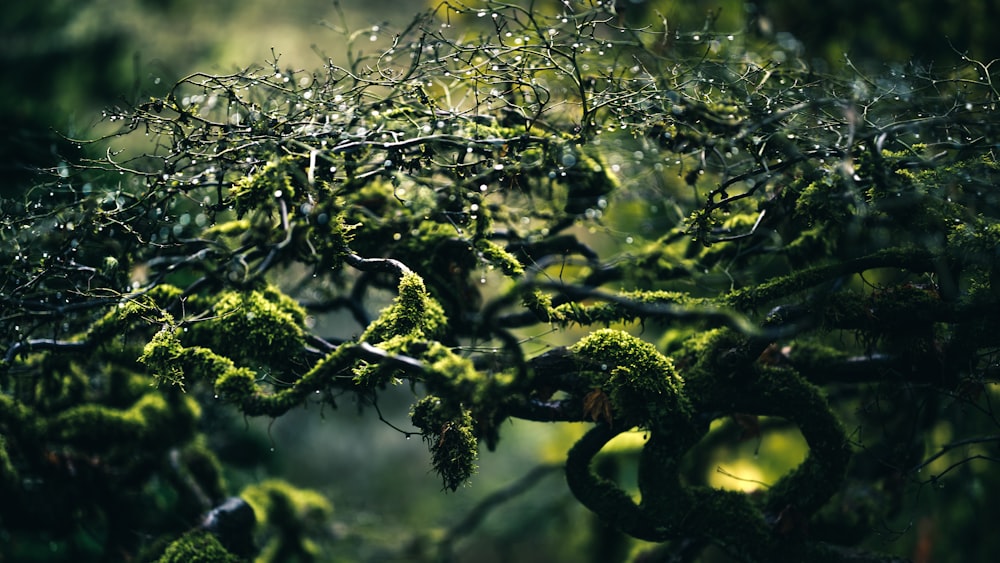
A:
203;219;252;238
145;284;188;306
562;146;619;215
521;288;553;321
565;325;851;558
785;340;848;368
722;246;935;311
749;366;851;515
213;366;258;400
360;271;447;344
50;392;200;454
140;322;186;388
406;340;490;489
242;479;332;528
180;439;228;504
229;157;298;217
423;342;482;392
411;398;478;491
475;238;524;276
948;220;1000;269
241;479;333;562
0;434;18;493
189;287;306;371
549;290;694;327
571;329;689;428
157;530;241;563
33;361;89;412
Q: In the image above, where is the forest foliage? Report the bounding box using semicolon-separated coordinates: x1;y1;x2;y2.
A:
2;0;1000;561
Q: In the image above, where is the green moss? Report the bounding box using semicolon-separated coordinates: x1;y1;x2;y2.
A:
33;361;89;412
949;220;1000;267
213;366;258;400
785;340;848;367
723;246;934;311
521;288;553;321
181;439;228;503
0;434;18;493
230;157;298;217
190;287;306;371
140;322;186;388
549;290;694;327
360;272;447;344
571;329;689;428
562;146;619;214
157;530;240;563
475;238;524;276
411;397;478;491
425;341;483;391
203;219;252;238
50;392;200;453
242;479;332;527
241;479;333;562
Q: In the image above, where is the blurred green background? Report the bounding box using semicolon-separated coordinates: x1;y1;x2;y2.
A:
3;1;998;561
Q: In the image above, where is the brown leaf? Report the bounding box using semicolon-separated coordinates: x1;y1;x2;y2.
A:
583;388;614;425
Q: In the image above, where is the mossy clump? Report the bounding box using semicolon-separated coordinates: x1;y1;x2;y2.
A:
157;530;241;563
192;286;307;371
139;321;186;388
571;329;690;429
475;238;524;276
360;272;447;344
562;145;619;215
241;479;333;563
550;290;694;327
411;396;478;491
50;392;201;454
229;157;298;217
